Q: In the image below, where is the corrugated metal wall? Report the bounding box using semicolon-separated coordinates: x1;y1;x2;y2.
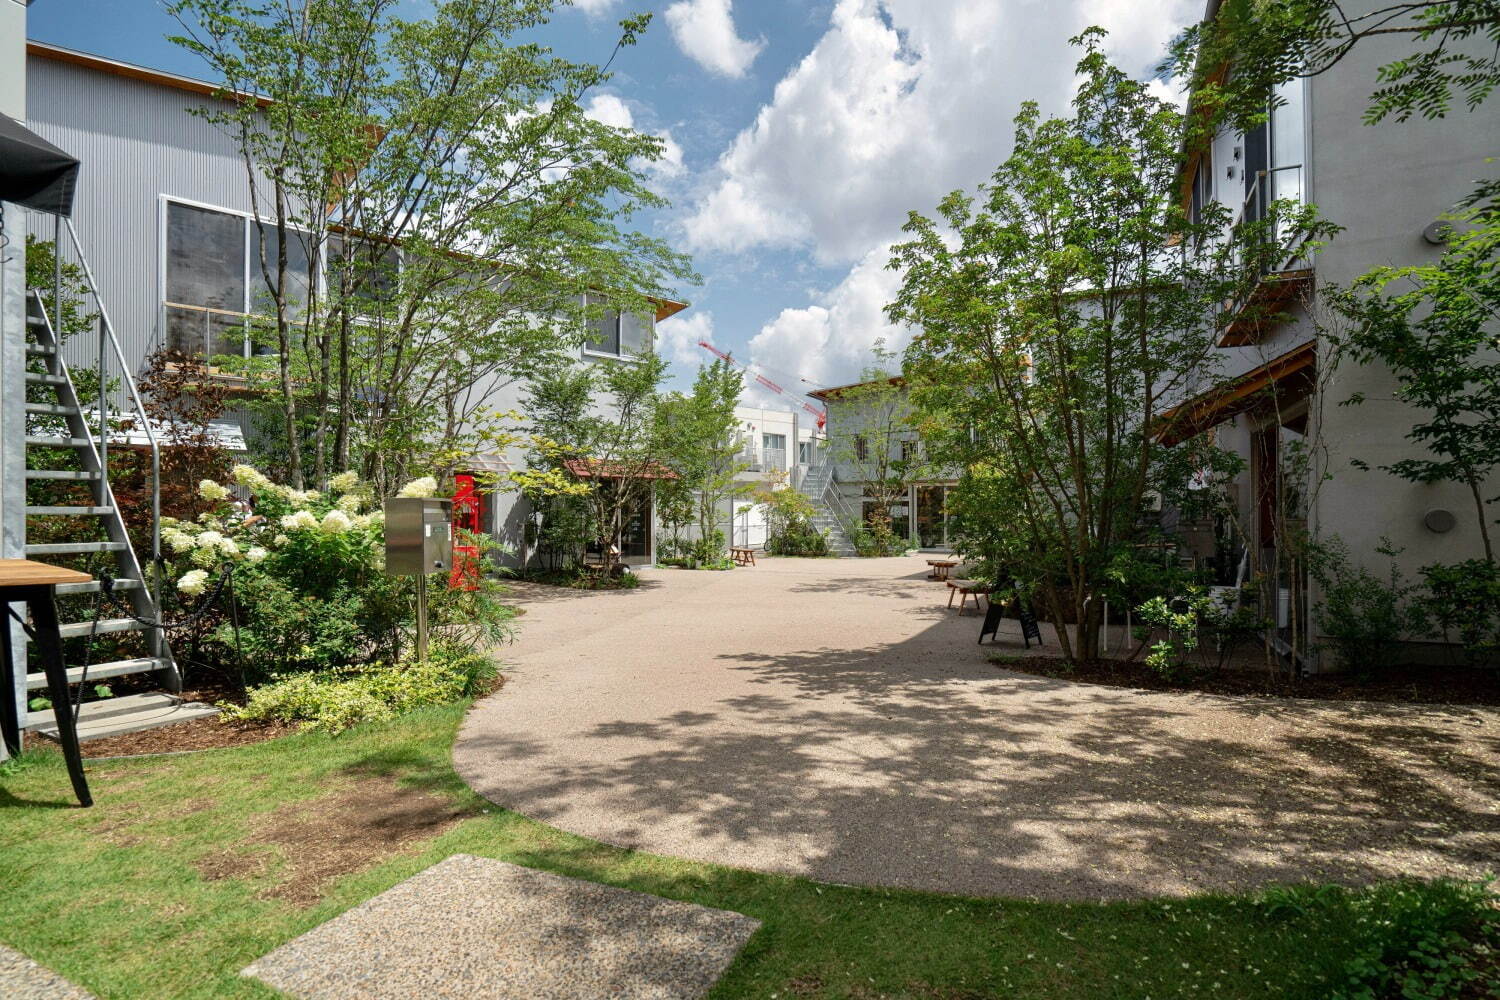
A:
24;54;260;377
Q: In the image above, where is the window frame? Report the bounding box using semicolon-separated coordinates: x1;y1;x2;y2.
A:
159;194;322;360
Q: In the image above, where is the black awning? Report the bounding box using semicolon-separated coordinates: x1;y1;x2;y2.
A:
0;112;79;217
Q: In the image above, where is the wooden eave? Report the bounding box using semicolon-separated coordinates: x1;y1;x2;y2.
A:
1218;268;1314;347
1155;339;1316;447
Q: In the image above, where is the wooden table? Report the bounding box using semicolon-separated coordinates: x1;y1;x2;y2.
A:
730;547;757;567
0;559;95;806
926;559;958;581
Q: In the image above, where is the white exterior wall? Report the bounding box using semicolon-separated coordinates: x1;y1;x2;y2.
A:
1190;1;1500;652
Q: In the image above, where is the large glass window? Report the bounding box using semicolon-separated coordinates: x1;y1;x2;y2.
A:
584;293;621;355
164;200;316;359
252;222;313;317
762;432;787;471
166;202;245;312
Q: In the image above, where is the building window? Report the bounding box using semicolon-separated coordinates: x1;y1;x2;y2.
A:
163;199;314;360
900;439;920;463
854;434;868;461
583;294;653;359
585;293;622;356
762;433;787;471
798;440;812;465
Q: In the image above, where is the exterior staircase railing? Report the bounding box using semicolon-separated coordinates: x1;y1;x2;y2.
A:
12;211;215;742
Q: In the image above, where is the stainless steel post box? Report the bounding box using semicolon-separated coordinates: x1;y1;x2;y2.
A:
384;497;452;576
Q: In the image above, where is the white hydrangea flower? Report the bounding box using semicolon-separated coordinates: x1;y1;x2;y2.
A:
320;509;354;534
231;464;271;491
198;479;230;502
177;569;209;596
280;510;319;531
337;493;363;513
196;530;226;550
351;514;372;530
396;476;437;498
246;546;268;564
273;533;290;547
328;470;360;493
163;527;196;554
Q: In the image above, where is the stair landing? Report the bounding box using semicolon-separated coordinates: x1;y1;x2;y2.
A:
27;692;219;743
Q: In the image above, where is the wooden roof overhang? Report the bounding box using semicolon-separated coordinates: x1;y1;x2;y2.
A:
1155;339;1316;447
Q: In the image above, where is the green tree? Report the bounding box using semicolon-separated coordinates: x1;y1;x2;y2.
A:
1164;0;1500;137
888;31;1322;661
523;354;671;576
659;358;750;565
170;0;695;490
824;347;936;556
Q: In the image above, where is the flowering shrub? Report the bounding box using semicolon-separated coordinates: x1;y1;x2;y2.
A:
157;466;513;679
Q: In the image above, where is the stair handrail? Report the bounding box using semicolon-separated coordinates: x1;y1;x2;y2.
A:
59;218;162;601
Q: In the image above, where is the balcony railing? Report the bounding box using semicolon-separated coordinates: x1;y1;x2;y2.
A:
1222;164;1312;346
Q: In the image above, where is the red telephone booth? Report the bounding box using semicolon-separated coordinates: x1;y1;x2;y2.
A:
450;473;484;590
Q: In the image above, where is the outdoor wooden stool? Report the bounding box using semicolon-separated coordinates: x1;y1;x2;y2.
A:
0;559;95;806
946;579;987;615
730;547;756;567
926;559;958;581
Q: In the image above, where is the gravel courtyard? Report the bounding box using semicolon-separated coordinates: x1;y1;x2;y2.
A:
455;556;1500;901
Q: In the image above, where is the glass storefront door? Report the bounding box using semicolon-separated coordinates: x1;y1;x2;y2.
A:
915;485;948;548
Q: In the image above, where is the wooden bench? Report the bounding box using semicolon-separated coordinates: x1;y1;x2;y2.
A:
730;546;757;567
926;559;958;581
946;579;988;615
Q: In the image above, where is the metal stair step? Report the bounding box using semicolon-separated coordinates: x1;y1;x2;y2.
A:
24;469;99;480
25;343;55;356
25;435;93;448
24;401;77;417
56;617;146;639
25;541;127;556
25;692;218;741
25;372;68;387
25;656;168;691
26;313;47;328
54;577;143;596
26;505;113;516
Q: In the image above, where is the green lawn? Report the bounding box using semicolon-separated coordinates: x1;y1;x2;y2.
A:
0;703;1488;999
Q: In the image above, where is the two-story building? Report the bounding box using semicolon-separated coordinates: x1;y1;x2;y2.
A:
15;40;688;569
1160;0;1500;660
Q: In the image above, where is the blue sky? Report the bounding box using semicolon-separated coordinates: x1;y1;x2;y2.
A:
27;0;1198;405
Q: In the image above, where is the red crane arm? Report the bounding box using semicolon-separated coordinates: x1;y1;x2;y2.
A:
698;341;827;430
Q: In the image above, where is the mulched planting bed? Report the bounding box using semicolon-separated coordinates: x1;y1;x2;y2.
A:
993;654;1500;705
75;716;297;758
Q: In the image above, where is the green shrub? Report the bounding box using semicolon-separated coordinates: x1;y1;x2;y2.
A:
220;643;497;733
762;486;830;556
1134;585;1265;681
1328;879;1499;1000
1421;559;1500;664
157;466;514;680
1313;537;1427;674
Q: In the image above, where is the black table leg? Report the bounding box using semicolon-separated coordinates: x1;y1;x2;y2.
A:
0;601;19;758
25;585;92;807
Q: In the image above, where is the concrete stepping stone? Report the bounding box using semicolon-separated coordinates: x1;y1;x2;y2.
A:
242;854;760;999
0;945;96;1000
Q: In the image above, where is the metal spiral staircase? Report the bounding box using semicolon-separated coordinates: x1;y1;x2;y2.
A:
17;221;217;743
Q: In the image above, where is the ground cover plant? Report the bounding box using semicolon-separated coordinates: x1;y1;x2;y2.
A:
3;705;1497;1000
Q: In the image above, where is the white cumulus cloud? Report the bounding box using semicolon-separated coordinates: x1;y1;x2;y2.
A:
570;0;618;16
657;310;719;369
665;0;765;79
681;0;1198;265
744;247;908;403
584;94;685;179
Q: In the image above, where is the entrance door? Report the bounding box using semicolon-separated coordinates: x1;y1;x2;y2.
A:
915;485;947;548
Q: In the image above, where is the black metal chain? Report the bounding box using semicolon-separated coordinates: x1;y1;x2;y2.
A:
96;566;234;631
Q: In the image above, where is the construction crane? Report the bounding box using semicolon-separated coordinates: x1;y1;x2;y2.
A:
698;341;827;430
